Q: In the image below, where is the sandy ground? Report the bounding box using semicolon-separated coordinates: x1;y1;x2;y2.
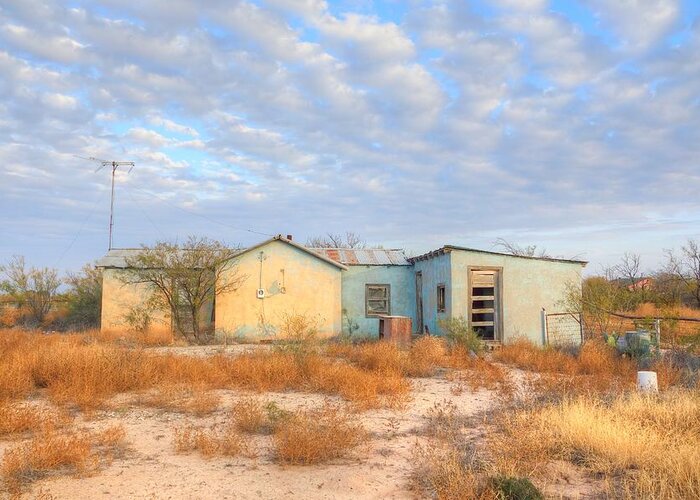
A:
0;353;604;499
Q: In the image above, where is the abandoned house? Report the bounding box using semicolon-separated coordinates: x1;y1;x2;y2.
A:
96;234;586;345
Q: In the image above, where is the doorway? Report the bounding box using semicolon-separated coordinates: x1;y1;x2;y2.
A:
468;268;502;341
415;271;424;334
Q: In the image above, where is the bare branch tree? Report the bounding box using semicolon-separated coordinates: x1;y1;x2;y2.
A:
121;236;248;342
613;252;642;285
492;238;551;258
306;232;368;249
664;239;700;307
0;255;61;325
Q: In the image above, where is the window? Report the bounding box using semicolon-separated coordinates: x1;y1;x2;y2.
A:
366;284;390;317
437;284;446;313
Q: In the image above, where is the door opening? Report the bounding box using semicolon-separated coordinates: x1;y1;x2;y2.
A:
469;269;501;341
415;272;424;334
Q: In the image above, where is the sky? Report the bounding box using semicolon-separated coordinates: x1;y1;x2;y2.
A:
1;0;699;275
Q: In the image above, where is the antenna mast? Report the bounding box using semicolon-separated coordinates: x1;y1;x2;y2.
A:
76;156;135;250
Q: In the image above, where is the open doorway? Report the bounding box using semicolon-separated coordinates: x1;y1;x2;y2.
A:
468;268;502;341
415;271;424;334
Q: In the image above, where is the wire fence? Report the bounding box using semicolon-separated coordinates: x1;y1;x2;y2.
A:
545;308;700;350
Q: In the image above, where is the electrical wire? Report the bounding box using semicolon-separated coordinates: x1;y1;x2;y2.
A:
53;190;106;268
131;185;274;238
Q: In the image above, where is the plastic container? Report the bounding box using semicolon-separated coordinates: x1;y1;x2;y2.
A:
637;371;658;393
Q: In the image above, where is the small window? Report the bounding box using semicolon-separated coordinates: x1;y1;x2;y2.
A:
437;284;446;313
366;284;390;317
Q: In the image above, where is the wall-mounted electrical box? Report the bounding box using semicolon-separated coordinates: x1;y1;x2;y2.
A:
256;288;265;299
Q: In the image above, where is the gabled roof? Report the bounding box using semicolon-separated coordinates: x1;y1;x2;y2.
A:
309;248;410;266
409;245;587;266
96;235;348;270
236;235;347;270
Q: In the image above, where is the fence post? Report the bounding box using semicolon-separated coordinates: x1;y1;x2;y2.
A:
542;308;548;346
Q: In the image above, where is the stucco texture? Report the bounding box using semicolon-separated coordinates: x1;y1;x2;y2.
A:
413;253;451;335
450;251;583;344
100;268;171;334
340;266;414;336
215;240;342;340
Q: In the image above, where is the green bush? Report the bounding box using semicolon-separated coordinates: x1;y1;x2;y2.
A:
438;317;483;354
492;476;543;500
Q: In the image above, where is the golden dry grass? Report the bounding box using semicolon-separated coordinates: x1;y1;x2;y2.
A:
0;403;70;439
134;384;220;416
491;391;700;499
86;328;175;347
0;330;413;410
1;425;127;495
230;397;269;434
273;403;368;465
172;423;253;459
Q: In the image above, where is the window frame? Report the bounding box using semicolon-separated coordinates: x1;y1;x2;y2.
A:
365;283;391;317
436;283;446;313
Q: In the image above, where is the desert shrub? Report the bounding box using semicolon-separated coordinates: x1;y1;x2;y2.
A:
1;425;126;494
0;403;70;438
230;397;268;434
64;264;102;329
439;317;484;355
411;440;491;500
491;476;542;500
274;312;322;356
406;336;447;377
273;404;367;465
173;422;252;458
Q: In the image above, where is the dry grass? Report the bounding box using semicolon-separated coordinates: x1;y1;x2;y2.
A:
172;423;253;459
86;328;175;347
0;330;411;410
273;403;368;465
0;403;70;439
135;384;220;416
1;425;127;495
230;397;269;434
490;391;700;499
494;339;637;396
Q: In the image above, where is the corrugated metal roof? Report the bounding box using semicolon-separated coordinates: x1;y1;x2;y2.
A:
408;245;587;265
309;248;410;266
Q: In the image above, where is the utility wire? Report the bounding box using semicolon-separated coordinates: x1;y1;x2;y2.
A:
53;190;106;268
125;188;166;241
131;185;274;238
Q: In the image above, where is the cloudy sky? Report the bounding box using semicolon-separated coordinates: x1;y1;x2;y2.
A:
1;0;699;274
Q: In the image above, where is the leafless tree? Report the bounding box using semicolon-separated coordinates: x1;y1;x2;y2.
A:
492;238;551;258
306;232;367;249
122;236;247;342
664;239;700;307
0;255;61;325
613;252;642;285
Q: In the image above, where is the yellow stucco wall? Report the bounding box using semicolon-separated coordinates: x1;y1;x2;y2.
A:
450;251;584;344
100;268;171;333
215;240;343;340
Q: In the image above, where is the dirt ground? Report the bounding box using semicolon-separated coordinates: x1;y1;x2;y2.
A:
0;348;604;499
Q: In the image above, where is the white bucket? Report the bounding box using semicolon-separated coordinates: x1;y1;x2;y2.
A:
637;371;658;393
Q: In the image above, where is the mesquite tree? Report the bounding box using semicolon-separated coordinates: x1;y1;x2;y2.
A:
0;255;61;325
122;236;247;342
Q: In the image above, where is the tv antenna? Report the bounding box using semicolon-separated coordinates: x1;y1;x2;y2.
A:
75;156;135;250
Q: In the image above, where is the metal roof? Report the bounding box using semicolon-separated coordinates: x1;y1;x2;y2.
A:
95;249;141;268
409;245;587;265
309;248;410;266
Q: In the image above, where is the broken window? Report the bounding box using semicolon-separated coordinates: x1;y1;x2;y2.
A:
437;284;446;313
366;284;390;317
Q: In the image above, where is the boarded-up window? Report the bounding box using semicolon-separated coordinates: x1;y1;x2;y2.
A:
437;284;446;313
469;270;499;341
366;284;390;317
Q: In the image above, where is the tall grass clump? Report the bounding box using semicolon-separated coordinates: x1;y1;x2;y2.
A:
172;423;253;459
273;403;367;465
1;425;127;494
0;403;70;438
439;317;484;355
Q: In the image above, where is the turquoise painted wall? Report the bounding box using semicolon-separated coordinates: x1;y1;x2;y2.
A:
413;253;451;335
340;266;415;337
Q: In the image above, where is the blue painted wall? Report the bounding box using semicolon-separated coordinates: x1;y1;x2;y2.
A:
340;265;415;337
413;253;451;335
